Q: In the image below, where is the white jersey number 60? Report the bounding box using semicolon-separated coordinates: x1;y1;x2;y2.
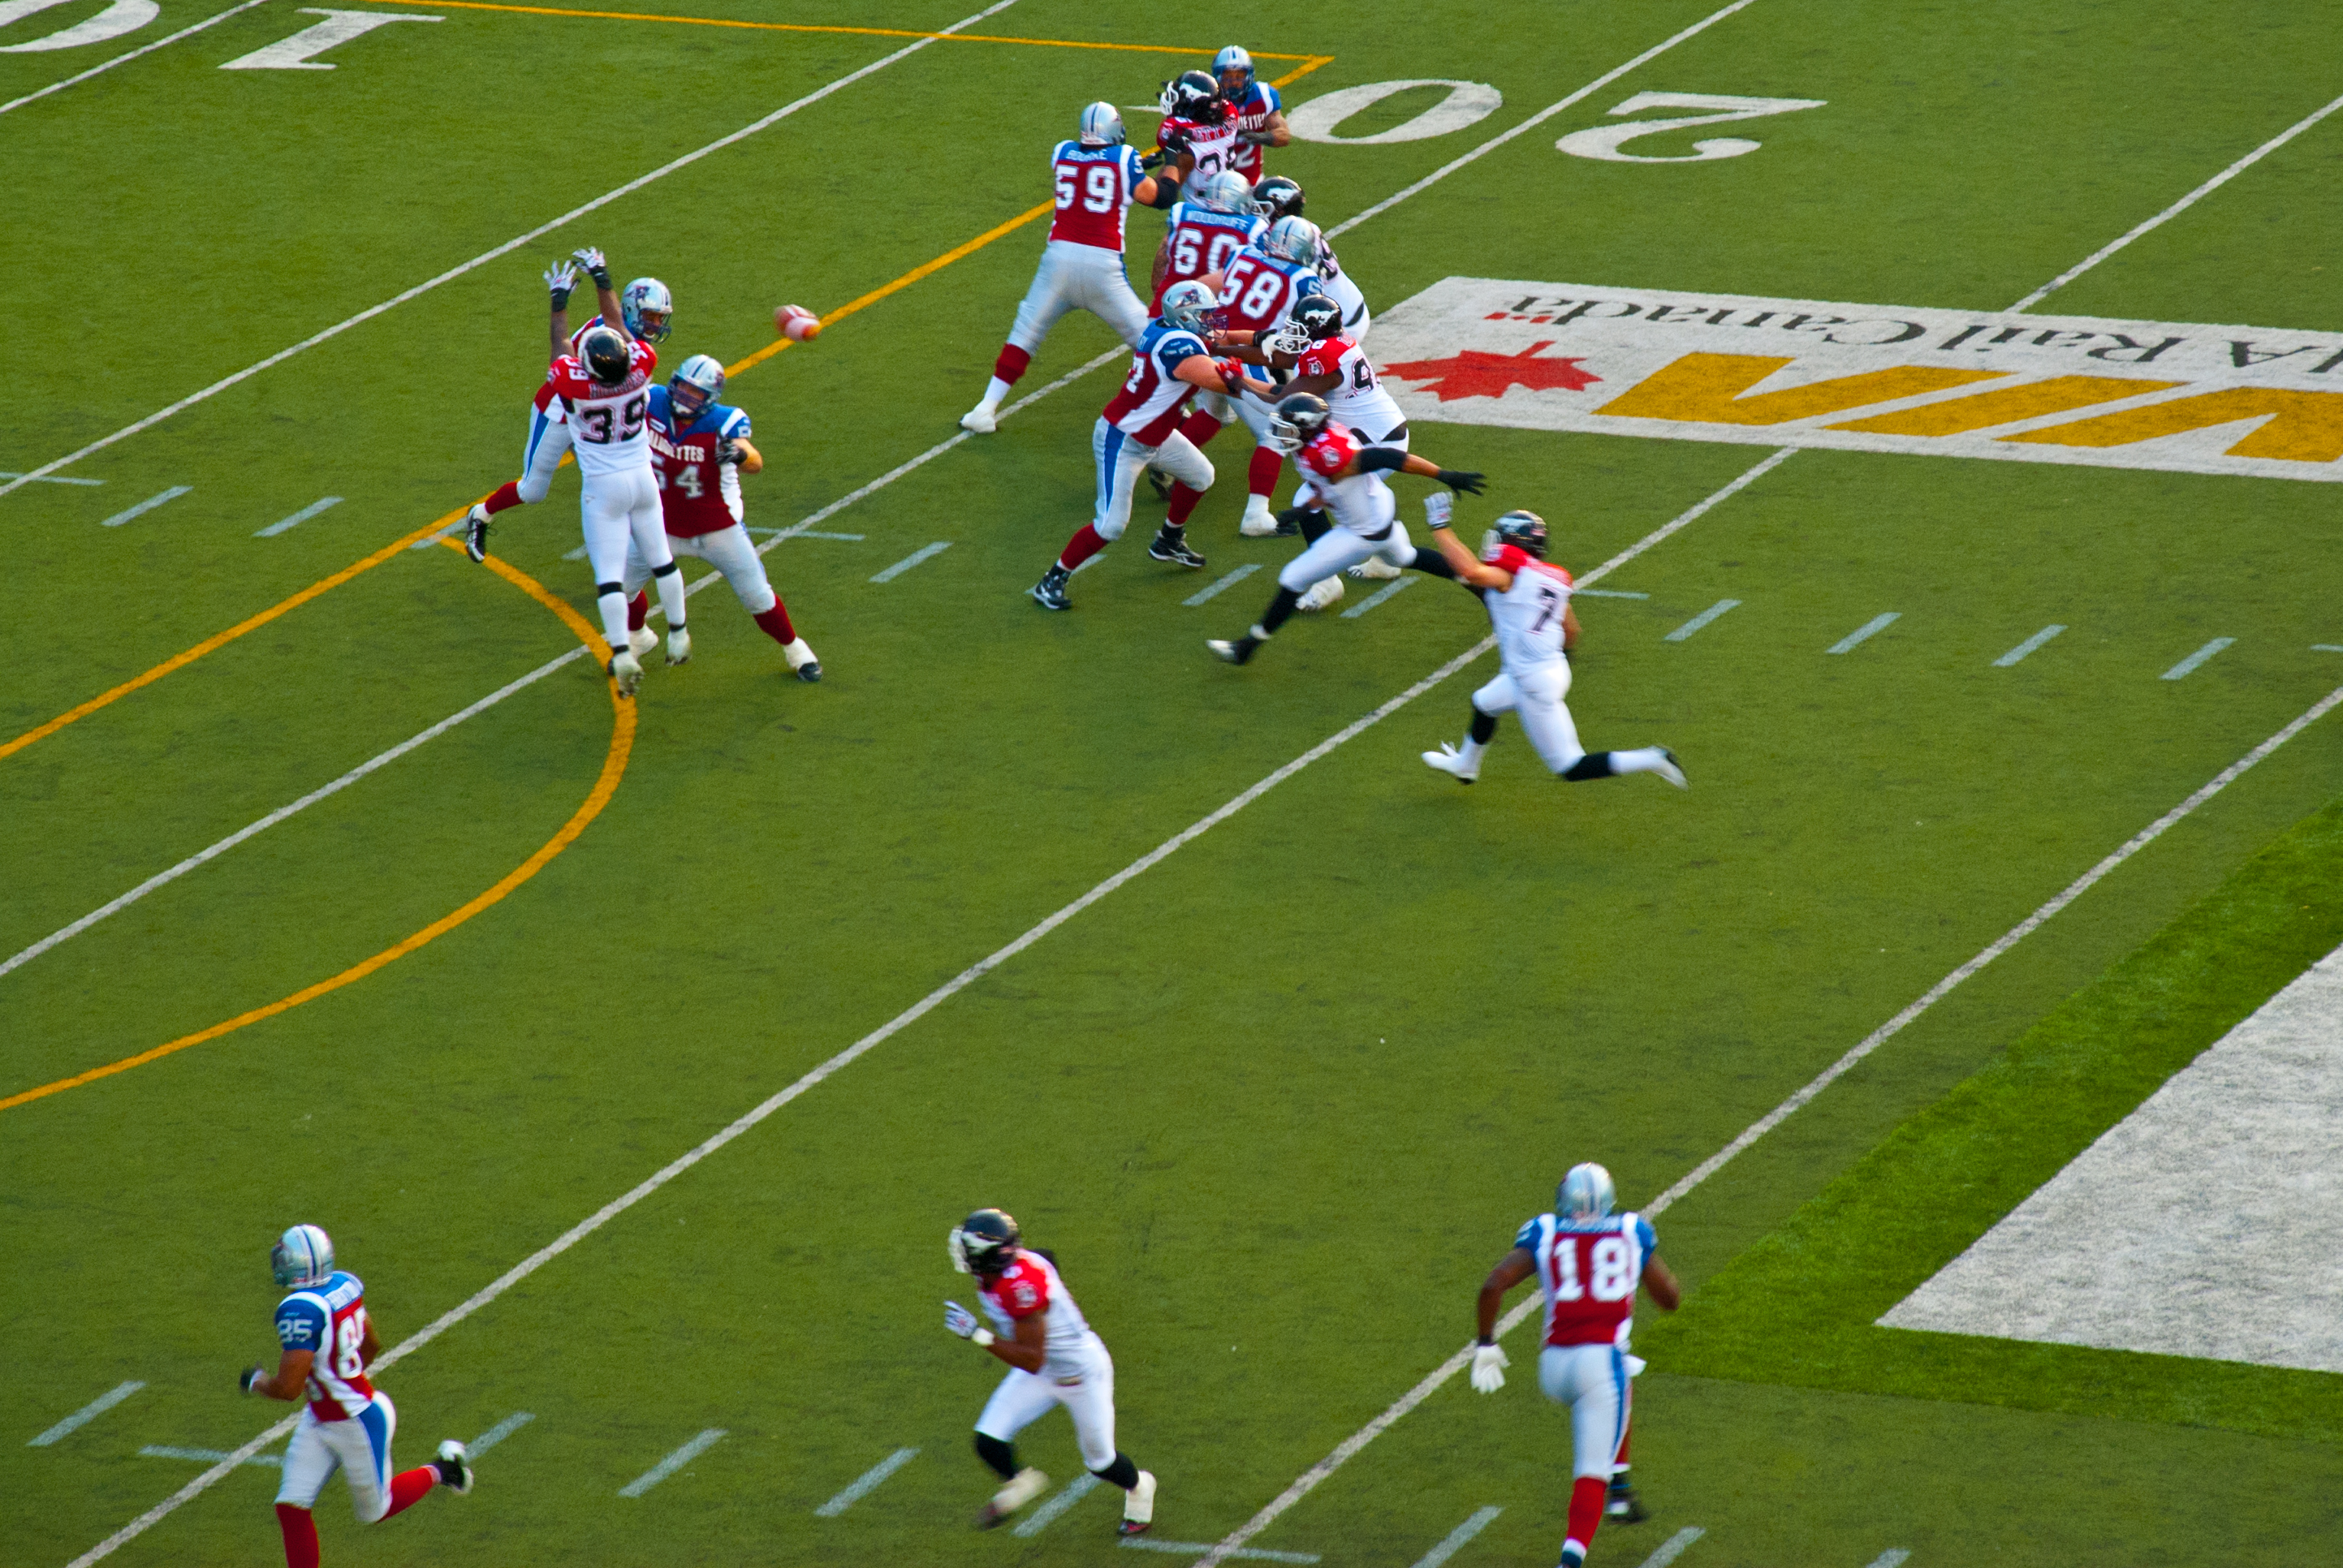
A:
1557;92;1824;163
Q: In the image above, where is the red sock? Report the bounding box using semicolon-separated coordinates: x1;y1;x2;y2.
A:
992;344;1032;386
627;591;649;632
483;480;524;515
276;1505;320;1568
1057;523;1110;571
380;1464;437;1519
1176;408;1223;449
1564;1475;1606;1560
1246;445;1284;498
1166;483;1205;526
753;601;796;645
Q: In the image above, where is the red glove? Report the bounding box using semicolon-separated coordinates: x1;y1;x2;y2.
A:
1217;359;1250;391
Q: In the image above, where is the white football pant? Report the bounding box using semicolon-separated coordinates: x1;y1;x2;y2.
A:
1009;240;1149;354
624;522;778;615
276;1394;400;1520
1537;1343;1632;1481
974;1336;1118;1471
517;402;572;505
1092;419;1212;541
1296;429;1408;510
1276;502;1411;593
1473;661;1586;774
580;464;675;648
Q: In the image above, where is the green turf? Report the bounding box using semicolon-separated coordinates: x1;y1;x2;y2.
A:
6;0;2343;1564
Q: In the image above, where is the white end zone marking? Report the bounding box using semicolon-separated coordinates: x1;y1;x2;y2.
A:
0;0;270;117
1663;598;1741;642
618;1428;727;1497
1994;624;2065;666
814;1445;918;1517
2160;636;2233;680
217;7;436;70
467;1411;533;1453
28;1382;144;1446
868;541;951;583
1012;1472;1100;1536
1638;1526;1707;1567
1409;1506;1504;1568
99;486;189;528
1826;611;1900;654
255;496;342;536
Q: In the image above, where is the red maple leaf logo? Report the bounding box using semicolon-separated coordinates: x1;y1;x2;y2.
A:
1380;340;1602;401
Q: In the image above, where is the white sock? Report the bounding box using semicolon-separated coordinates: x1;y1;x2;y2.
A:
982;377;1013;406
1458;737;1487;768
653;566;688;631
1609;747;1669;777
782;637;813;668
597;589;629;649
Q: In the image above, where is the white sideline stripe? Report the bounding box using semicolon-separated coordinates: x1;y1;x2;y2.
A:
1993;623;2065;666
1013;1472;1100;1536
100;487;191;528
1826;611;1900;654
28;1382;144;1446
1409;1506;1504;1568
1863;1551;1912;1568
813;1446;917;1516
1184;562;1261;605
468;1411;533;1454
0;0;1023;499
1122;1542;1321;1563
2160;636;2233;680
138;1445;280;1468
0;644;585;984
1638;1526;1707;1567
255;496;342;537
868;541;951;583
0;0;273;117
1323;0;1763;241
618;1428;727;1497
2009;90;2343;312
1339;575;1419;618
0;472;102;485
1663;598;1741;642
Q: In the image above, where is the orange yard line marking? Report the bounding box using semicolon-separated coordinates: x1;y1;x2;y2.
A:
0;546;634;1114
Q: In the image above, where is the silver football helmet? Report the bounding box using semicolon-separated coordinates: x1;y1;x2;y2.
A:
620;277;673;343
1557;1163;1616;1221
1214;44;1255;94
271;1224;335;1290
1194;170;1255;215
1260;215;1323;268
669;353;724;421
1158;278;1216;334
1078;101;1125;147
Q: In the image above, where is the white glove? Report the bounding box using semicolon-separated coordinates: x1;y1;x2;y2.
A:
571;246;611;286
944;1300;995;1346
1469;1342;1508;1394
1424;491;1454;530
543;260;578;299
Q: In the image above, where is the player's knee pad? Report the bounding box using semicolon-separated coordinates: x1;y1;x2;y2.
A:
973;1433;1019;1480
1094;513;1128;544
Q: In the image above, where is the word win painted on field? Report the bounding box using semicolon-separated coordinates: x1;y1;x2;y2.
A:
1372;278;2343;481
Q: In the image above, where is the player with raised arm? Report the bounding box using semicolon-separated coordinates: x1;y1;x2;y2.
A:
942;1209;1158;1536
1206;393;1482;666
238;1226;472;1568
1213;46;1290;184
1154;68;1239;196
616;354;821;681
1417;506;1686;790
962;104;1180;436
1029;281;1250;610
1471;1165;1681;1565
462;261;671;554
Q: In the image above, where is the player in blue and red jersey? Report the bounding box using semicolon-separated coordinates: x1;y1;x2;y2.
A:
239;1226;472;1568
619;355;820;681
1468;1165;1681;1566
1211;45;1290;184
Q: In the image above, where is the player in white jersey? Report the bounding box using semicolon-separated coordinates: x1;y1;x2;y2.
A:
961;102;1180;435
1471;1165;1681;1566
238;1226;472;1568
1250;176;1368;338
1417;508;1687;789
1257;295;1408;592
1155;68;1240;196
942;1209;1158;1536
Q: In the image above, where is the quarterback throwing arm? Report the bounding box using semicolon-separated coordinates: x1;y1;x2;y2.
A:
1473;1165;1681;1567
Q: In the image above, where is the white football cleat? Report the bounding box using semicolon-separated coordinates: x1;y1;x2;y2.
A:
1651;748;1688;789
1237;496;1279;537
1297;576;1344;612
1349;555;1402;580
1423;742;1479;783
978;1467;1048;1528
1118;1470;1157;1536
666;627;692;666
960;402;999;434
607;648;643;697
434;1440;473;1495
628;625;658;658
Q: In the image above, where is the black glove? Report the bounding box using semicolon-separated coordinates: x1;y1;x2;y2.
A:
239;1366;266;1396
1140;149;1167;171
1436;468;1487;495
718;439;747;467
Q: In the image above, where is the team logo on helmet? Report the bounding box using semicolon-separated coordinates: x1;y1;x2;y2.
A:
1078;100;1125;147
1194;170;1256;215
1266;391;1331;454
1158;278;1217;334
948;1208;1022;1276
1159;68;1224;123
580;325;631;386
271;1224;335;1290
1260;215;1323;268
669;354;725;422
621;278;673;343
1288;295;1343;342
1213;44;1255;95
1557;1163;1616;1221
1251;176;1305;222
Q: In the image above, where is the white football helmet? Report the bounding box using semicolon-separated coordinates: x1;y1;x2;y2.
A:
620;278;673;342
1078;101;1125;147
1214;44;1255;95
1158;278;1216;334
1558;1163;1616;1221
669;354;724;421
1194;170;1255;214
271;1224;335;1289
1260;215;1323;268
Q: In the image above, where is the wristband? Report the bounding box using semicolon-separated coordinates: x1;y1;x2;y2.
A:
971;1328;995;1348
550;288;572;312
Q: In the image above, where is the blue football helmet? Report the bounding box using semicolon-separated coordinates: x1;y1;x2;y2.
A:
1213;45;1255;96
621;277;673;343
1260;215;1323;268
669;354;724;422
1558;1163;1616;1221
1158;279;1216;334
271;1224;335;1289
1194;170;1255;215
1078;101;1125;147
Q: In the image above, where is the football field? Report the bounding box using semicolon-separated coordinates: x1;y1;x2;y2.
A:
5;0;2342;1564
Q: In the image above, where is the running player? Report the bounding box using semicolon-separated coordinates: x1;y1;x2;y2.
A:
1469;1165;1681;1566
1029;281;1250;610
239;1226;472;1568
961;104;1181;435
462;259;671;553
1206;393;1482;666
1213;45;1290;184
1154;69;1239;196
1266;295;1409;592
943;1208;1157;1536
617;355;821;681
1418;506;1686;789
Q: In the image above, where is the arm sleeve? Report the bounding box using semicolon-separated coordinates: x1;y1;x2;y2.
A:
1513;1217;1543;1252
1357;445;1409;474
722;407;752;440
274;1297;326;1354
1262;84;1283;113
1635;1216;1657;1256
1156;333;1209;377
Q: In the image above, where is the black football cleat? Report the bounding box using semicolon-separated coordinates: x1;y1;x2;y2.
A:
1148;528;1207;569
1606;1482;1647;1523
1029;566;1072;610
463;504;493;562
1206;634;1262;666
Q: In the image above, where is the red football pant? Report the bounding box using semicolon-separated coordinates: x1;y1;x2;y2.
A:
482;480;524;515
1564;1475;1606;1561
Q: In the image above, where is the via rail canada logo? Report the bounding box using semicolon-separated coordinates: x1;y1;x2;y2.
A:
1370;278;2343;482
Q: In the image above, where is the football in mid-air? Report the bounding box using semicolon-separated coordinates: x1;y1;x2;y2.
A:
775;304;820;342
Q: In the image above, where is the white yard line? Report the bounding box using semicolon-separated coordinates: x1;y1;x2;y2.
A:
1862;1550;1912;1568
1575;589;1649;599
138;1445;279;1468
1638;1527;1707;1567
1184;562;1262;606
1122;1542;1321;1564
468;1411;533;1453
1409;1506;1504;1568
255;496;342;537
1013;1473;1101;1536
1339;575;1419;618
0;643;585;984
1663;598;1741;642
868;541;951;583
0;0;1023;500
0;0;274;118
99;487;190;528
28;1382;144;1447
618;1428;727;1497
813;1446;918;1517
2008;90;2343;312
1993;624;2065;667
2160;636;2233;681
1826;611;1900;654
0;472;102;485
